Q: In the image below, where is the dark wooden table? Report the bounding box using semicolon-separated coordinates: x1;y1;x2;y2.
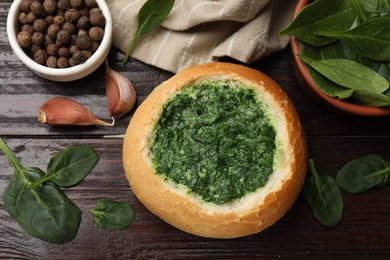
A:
1;1;390;259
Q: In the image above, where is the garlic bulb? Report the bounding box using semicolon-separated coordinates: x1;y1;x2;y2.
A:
105;59;137;118
37;97;114;126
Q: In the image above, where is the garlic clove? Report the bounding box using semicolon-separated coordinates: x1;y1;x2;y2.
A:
105;59;137;118
37;97;114;126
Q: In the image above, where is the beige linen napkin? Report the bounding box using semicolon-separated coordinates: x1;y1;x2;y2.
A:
106;0;296;73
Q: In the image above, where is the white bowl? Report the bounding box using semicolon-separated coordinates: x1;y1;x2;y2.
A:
7;0;112;82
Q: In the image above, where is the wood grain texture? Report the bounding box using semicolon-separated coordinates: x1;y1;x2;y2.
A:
0;0;389;258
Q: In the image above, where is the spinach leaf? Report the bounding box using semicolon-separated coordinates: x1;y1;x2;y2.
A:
351;90;390;107
317;17;390;62
279;0;357;46
300;41;355;99
29;145;98;188
122;0;175;64
336;154;390;194
0;138;81;244
303;159;343;227
90;199;134;229
299;54;389;94
356;0;390;18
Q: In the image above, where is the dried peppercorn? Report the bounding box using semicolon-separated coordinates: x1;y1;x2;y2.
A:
47;24;60;39
88;26;103;41
72;50;88;64
90;10;105;27
53;15;65;26
70;0;84;10
44;34;54;47
77;16;90;30
46;43;59;56
69;44;78;54
32;19;48;33
76;34;91;50
56;29;71;46
34;49;49;65
31;43;42;53
21;24;34;35
57;56;69;68
89;40;100;52
32;32;45;45
85;0;97;9
58;47;70;57
46;55;57;68
17;31;32;48
30;1;45;17
62;22;77;34
58;0;71;11
43;0;58;15
64;8;80;23
20;0;34;13
19;12;28;24
26;12;38;24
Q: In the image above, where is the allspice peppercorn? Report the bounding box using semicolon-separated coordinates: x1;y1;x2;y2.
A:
30;1;45;17
32;19;48;33
34;49;49;65
64;8;80;23
43;0;58;15
53;15;65;26
77;16;90;30
56;29;71;46
58;0;71;11
46;55;58;68
85;0;97;9
88;26;104;41
46;43;59;56
17;31;32;48
90;10;105;27
47;24;60;39
57;56;69;68
16;0;106;69
32;32;45;46
70;0;84;10
20;0;34;13
76;34;91;50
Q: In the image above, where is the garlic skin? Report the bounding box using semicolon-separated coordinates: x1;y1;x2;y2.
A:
37;97;113;126
105;60;137;118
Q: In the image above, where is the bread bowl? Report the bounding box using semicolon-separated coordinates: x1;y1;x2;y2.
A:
123;62;307;238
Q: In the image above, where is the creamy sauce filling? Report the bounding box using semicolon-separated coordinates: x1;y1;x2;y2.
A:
149;79;277;204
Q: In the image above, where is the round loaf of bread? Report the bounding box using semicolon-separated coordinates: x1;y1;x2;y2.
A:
123;62;307;238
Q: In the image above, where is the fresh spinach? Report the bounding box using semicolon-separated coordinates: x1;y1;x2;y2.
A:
302;159;343;227
122;0;175;64
317;17;390;62
90;199;135;229
29;145;99;189
281;0;390;107
299;54;389;94
336;154;390;194
279;0;357;46
0;138;81;244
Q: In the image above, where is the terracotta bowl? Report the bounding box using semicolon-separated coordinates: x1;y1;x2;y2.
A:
291;0;390;116
7;0;112;82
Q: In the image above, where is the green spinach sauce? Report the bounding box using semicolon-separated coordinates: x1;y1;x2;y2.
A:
149;79;277;204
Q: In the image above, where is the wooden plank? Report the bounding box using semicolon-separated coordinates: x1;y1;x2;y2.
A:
0;137;389;258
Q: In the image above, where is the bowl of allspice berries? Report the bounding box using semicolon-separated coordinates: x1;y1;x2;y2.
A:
7;0;112;82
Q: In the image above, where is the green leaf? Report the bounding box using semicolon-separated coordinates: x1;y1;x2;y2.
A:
351;90;390;107
123;0;175;64
29;145;98;188
90;199;135;229
303;159;343;227
317;17;390;62
336;154;390;194
299;54;389;94
279;0;357;46
0;138;81;244
300;41;355;99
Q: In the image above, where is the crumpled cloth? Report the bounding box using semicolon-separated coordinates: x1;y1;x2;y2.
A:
106;0;296;73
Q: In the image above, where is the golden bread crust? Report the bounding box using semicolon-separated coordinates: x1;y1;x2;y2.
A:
123;62;307;238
